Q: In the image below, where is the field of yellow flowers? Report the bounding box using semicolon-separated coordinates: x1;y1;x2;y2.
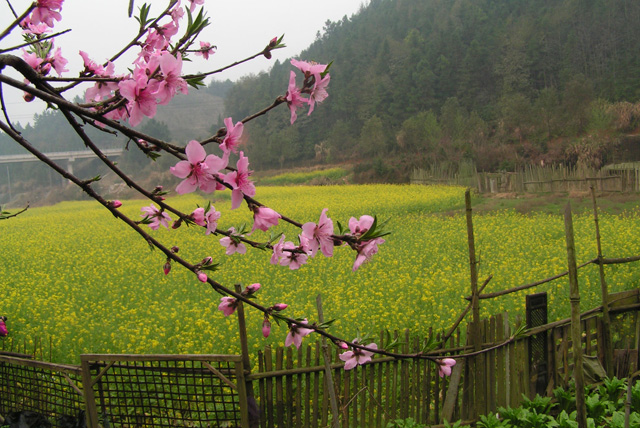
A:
1;184;639;363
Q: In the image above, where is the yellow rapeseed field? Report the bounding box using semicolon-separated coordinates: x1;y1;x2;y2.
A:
1;184;639;363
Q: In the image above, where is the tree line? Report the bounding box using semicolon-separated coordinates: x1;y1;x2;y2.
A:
225;0;640;178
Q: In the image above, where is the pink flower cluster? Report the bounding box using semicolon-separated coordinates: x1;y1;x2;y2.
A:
285;319;313;349
170;140;228;194
140;203;171;230
339;342;378;370
285;59;331;124
191;205;221;235
438;358;456;378
219;227;247;255
349;215;385;271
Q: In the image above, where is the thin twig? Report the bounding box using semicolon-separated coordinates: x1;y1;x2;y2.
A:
0;203;29;219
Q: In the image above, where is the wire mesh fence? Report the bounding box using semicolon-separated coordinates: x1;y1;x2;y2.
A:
0;353;248;428
81;355;247;428
0;354;85;427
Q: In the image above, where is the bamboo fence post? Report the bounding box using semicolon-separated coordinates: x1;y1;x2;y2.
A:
465;189;485;417
316;294;340;428
235;283;257;428
590;186;614;375
564;203;588;428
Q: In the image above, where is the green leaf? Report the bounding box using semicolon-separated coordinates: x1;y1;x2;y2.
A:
320;60;333;79
200;263;220;272
186;76;206;89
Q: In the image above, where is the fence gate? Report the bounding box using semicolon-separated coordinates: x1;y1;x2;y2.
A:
80;354;249;428
526;293;548;397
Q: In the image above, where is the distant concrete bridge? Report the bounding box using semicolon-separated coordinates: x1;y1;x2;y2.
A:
0;148;124;165
0;149;124;202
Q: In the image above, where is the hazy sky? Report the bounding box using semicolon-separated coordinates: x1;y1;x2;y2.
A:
0;0;367;125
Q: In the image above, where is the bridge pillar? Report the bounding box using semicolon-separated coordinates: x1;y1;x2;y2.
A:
68;157;74;177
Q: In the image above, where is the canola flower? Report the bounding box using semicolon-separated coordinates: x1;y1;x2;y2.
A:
1;185;639;364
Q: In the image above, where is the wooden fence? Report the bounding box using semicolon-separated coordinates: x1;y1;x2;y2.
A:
410;164;640;193
244;290;639;427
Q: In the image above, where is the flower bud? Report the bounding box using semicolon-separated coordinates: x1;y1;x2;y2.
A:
273;303;288;311
40;63;51;75
201;256;213;266
111;200;122;208
262;318;271;338
245;283;261;294
197;272;208;283
172;218;182;229
163;261;171;275
337;341;349;350
154;185;163;193
171;246;179;253
23;92;35;102
269;36;278;47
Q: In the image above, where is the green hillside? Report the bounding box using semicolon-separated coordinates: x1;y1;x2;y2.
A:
225;0;640;176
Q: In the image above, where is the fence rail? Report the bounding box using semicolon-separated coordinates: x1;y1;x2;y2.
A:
411;164;640;193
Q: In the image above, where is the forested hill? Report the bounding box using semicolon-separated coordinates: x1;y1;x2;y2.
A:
225;0;640;176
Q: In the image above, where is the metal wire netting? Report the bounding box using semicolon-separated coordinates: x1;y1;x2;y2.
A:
0;354;85;427
84;356;243;428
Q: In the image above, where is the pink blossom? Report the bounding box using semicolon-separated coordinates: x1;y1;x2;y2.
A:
218;296;238;316
143;22;178;53
245;283;261;294
197;272;208;282
187;0;205;12
150;52;188;105
192;207;206;226
279;240;308;270
290;59;327;78
270;235;286;265
21;19;49;35
252;206;281;233
353;237;385;272
220;227;247;255
349;215;375;237
223;151;255;209
285;319;313;349
80;52;117;102
339;343;377;370
308;74;330;115
285;71;307;124
205;208;221;235
170;0;184;22
438;358;456;378
262;318;271;338
118;68;157;127
140;203;171;230
170;140;228;194
50;47;68;76
22;50;43;71
273;303;288;311
31;0;63;27
195;41;215;60
111;200;122;208
220;117;243;154
301;208;334;258
0;318;7;337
